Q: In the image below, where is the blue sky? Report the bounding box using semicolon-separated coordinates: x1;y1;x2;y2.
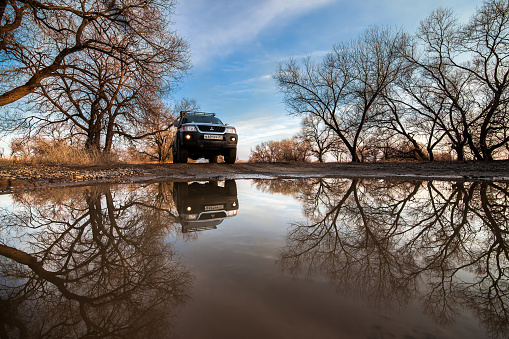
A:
172;0;482;160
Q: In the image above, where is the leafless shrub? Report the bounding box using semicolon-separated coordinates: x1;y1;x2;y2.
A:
249;137;311;162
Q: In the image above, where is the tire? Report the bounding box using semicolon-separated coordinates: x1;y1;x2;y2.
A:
225;180;237;195
174;145;188;163
224;148;237;164
179;148;188;163
174;181;189;196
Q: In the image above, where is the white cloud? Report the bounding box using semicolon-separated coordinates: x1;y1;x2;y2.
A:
234;114;301;159
214;74;275;96
174;0;336;66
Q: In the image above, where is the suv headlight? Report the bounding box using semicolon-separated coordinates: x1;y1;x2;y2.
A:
181;125;196;132
226;210;237;217
182;214;198;220
226;127;236;134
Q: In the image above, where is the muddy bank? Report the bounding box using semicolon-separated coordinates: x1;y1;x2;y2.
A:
1;160;509;192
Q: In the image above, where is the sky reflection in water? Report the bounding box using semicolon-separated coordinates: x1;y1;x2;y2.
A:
0;178;507;338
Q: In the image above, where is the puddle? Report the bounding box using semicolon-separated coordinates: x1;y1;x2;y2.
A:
0;178;507;338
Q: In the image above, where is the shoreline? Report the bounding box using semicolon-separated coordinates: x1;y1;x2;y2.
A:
1;160;509;192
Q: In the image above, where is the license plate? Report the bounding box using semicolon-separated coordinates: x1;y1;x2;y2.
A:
205;204;224;211
204;134;223;140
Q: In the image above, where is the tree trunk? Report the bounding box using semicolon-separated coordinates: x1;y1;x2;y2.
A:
408;139;428;161
350;149;360;162
85;124;102;151
453;145;464;161
427;147;435;162
103;119;115;154
480;144;493;161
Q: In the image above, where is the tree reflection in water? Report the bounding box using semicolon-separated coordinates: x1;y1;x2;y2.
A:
253;178;509;338
0;183;192;338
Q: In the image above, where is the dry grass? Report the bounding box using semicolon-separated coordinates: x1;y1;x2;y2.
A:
10;141;119;166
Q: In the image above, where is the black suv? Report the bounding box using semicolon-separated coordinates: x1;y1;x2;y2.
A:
172;111;238;163
173;180;239;233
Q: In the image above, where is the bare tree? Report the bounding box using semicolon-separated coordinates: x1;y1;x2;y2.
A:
1;0;189;154
249;141;274;162
300;115;334;162
249;137;310;162
274;1;509;163
401;1;509;161
275;26;405;162
279;136;311;162
0;0;188;106
378;70;437;161
461;0;509;160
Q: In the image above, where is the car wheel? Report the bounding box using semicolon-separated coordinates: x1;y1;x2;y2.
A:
172;149;177;163
225;180;237;195
224;148;236;164
174;145;188;163
174;181;189;196
178;148;188;163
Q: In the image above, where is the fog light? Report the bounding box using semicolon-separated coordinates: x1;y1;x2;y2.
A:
187;206;192;211
231;137;236;141
185;134;191;140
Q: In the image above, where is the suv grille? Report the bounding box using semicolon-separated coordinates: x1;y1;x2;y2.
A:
197;125;225;133
199;211;227;220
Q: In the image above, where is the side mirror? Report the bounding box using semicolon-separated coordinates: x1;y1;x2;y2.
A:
172;120;179;128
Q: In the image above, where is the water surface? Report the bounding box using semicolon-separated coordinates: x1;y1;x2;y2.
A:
0;178;507;338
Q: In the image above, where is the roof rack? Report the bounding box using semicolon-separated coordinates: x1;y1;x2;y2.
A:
179;111;216;118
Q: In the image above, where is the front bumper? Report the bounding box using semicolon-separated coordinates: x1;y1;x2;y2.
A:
179;131;238;149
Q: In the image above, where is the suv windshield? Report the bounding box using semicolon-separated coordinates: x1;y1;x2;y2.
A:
182;115;223;124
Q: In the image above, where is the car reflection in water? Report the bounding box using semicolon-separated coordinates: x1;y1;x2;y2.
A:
173;180;239;233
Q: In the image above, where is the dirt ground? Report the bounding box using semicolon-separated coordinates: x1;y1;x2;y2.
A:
1;160;509;192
